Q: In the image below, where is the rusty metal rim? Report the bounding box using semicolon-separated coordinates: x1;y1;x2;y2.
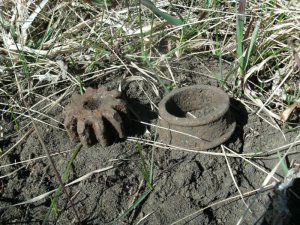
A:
159;85;230;126
198;120;236;150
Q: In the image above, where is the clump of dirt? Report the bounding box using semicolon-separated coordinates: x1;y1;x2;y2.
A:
1;56;300;225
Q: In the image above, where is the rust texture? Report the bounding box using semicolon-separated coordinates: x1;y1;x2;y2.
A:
158;85;236;150
63;87;128;147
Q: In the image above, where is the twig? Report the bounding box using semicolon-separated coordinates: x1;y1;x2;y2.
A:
19;78;81;223
27;111;81;223
221;145;251;211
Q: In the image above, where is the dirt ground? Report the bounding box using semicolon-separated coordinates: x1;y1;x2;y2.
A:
1;56;300;225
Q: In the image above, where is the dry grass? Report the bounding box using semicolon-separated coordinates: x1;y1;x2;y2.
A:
0;0;300;224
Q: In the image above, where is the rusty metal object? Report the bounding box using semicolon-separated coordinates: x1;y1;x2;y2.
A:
63;87;128;147
158;85;236;150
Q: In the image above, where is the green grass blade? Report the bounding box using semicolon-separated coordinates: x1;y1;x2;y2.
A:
37;27;54;49
110;188;152;225
244;21;260;71
76;75;84;95
218;53;224;85
137;3;169;94
43;143;82;224
141;0;184;26
236;0;246;75
276;151;289;176
236;14;245;74
9;106;20;130
136;143;153;190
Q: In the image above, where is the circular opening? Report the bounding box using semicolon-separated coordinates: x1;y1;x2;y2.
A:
83;99;100;110
161;86;229;125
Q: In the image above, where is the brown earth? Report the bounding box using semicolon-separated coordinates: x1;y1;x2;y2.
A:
1;56;299;225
